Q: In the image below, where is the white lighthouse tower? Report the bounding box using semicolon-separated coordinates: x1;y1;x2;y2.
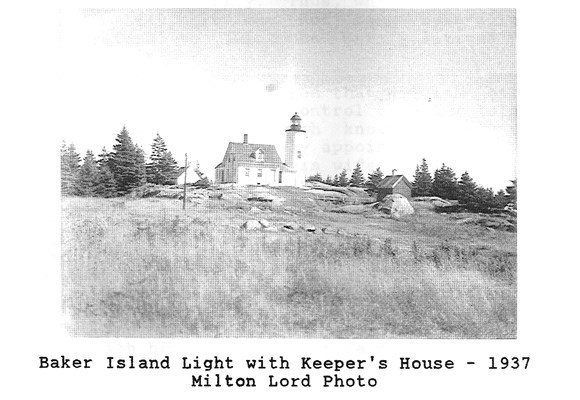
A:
284;112;306;186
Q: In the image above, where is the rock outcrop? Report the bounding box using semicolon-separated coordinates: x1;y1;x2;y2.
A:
376;194;415;219
241;220;262;230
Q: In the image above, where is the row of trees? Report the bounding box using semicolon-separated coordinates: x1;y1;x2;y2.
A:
307;163;385;190
412;158;516;211
61;127;180;197
307;159;517;213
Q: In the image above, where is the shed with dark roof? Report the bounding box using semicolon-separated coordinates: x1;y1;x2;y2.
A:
377;175;413;200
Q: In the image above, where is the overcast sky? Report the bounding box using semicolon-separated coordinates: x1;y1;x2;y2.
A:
57;8;516;190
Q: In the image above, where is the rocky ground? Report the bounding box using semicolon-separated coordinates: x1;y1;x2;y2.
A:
124;182;517;254
61;184;517;338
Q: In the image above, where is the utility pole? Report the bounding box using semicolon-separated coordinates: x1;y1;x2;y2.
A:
183;153;190;210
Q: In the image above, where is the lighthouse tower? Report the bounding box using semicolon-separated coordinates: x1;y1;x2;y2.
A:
284;112;307;186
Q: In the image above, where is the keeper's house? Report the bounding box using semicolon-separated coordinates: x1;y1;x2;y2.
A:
214;113;307;186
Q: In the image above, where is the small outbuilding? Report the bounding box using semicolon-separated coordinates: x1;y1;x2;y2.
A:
377;174;413;201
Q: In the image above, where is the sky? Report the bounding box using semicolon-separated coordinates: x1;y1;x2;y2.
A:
57;8;516;190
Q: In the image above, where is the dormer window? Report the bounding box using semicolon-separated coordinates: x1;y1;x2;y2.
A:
256;148;264;162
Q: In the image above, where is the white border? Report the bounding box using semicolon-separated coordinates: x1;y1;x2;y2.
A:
2;2;579;399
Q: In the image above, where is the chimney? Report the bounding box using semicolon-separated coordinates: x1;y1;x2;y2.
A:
392;169;397;176
243;134;248;144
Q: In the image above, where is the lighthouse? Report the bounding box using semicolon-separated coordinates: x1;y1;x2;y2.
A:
284;112;307;186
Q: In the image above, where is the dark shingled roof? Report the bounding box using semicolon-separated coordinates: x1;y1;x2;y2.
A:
216;142;283;169
377;175;412;189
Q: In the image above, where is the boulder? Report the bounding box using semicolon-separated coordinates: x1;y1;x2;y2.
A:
307;189;348;202
306;181;353;195
249;206;261;213
303;225;316;233
258;219;270;228
247;189;285;204
271;196;285;207
283;223;299;231
242;220;262;230
413;196;450;204
431;199;450;207
377;194;414;219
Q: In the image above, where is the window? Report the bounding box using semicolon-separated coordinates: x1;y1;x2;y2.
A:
256;149;264;161
245;168;250;177
257;169;262;177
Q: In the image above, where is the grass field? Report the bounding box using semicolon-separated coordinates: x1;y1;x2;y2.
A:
61;189;516;338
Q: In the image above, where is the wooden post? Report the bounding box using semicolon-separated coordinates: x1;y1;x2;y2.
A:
183;153;188;210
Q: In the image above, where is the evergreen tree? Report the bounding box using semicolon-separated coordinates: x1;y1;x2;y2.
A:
494;189;510;209
97;146;111;168
135;145;147;187
506;179;517;207
471;187;496;212
109;126;142;195
432;163;458;200
163;152;179;184
457;171;478;206
60;142;71;195
338;169;349;187
95;147;117;197
324;175;333;185
76;150;100;196
61;142;81;195
412;164;420;195
307;172;323;182
412;158;432;197
366;167;384;192
146;133;179;185
349;163;364;187
333;174;340;186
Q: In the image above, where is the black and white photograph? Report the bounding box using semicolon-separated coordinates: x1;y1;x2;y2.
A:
59;8;517;339
3;2;579;399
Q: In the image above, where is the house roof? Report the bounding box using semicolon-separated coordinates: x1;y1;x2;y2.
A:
215;142;283;169
377;175;412;189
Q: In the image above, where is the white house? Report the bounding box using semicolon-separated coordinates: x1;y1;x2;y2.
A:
214;113;307;186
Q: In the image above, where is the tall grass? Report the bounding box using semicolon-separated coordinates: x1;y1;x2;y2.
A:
62;198;516;338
